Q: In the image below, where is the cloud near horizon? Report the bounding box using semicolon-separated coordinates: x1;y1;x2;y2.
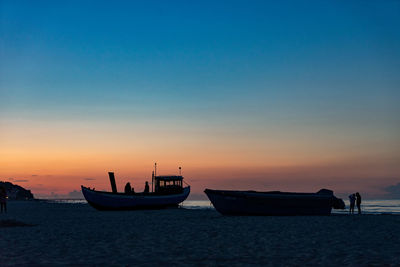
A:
67;190;84;199
36;189;84;199
384;183;400;199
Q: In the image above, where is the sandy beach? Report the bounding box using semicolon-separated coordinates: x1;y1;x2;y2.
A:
1;201;400;266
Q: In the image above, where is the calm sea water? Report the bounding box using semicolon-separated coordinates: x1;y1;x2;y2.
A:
333;199;400;215
46;199;400;214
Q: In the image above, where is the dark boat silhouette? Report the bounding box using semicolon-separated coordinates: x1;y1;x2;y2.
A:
205;188;345;216
82;165;190;210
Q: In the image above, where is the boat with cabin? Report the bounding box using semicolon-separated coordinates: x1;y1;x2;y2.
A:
205;188;345;216
82;165;190;210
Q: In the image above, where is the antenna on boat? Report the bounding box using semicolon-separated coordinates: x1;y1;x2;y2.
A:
179;166;182;176
152;170;154;193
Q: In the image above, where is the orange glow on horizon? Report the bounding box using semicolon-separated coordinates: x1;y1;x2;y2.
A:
1;119;399;198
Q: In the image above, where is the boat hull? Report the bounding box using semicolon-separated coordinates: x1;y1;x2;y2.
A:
205;189;336;216
82;186;190;210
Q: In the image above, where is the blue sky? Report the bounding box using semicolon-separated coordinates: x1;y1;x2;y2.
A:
2;1;399;140
2;1;399;114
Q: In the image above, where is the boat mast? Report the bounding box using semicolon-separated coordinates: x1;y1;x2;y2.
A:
153;162;157;193
108;172;117;193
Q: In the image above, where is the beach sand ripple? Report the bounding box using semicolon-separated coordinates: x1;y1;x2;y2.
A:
1;201;400;266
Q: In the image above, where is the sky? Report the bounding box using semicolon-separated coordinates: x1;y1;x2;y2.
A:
1;0;399;199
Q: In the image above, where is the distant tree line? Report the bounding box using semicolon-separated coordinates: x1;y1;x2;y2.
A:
0;181;34;200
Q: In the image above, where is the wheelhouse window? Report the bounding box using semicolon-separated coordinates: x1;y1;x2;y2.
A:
154;175;184;194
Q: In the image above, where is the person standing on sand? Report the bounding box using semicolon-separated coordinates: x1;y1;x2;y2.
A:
0;187;7;213
349;193;356;214
144;181;149;194
356;192;362;214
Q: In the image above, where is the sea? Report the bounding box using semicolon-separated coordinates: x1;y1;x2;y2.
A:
45;199;400;215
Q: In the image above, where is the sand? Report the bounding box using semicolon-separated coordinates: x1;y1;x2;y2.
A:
1;201;400;266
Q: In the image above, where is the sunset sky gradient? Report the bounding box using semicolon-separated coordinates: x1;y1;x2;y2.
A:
1;1;399;198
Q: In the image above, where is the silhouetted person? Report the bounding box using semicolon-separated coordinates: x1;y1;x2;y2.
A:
356;192;362;214
144;181;149;194
124;182;131;194
0;187;7;213
349;193;356;214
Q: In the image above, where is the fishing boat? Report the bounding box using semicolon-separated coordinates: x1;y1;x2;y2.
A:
204;188;345;216
82;165;190;210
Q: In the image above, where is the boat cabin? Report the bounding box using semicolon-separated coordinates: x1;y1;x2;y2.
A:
154;175;184;194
